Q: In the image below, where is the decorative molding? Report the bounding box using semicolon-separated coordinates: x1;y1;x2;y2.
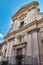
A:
13;42;27;49
8;37;15;42
27;28;40;34
18;13;26;20
4;18;43;39
12;1;39;21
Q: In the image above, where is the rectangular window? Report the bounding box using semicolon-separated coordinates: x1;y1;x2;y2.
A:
18;35;22;42
20;21;24;27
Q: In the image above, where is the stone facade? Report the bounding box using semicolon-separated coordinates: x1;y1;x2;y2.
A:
0;1;43;65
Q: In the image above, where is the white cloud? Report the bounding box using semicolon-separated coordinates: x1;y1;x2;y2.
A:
0;33;3;38
10;20;13;25
0;33;4;43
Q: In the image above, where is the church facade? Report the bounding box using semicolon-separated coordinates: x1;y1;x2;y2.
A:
0;1;43;65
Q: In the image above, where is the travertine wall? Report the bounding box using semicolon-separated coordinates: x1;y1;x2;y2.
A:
10;7;43;33
1;1;43;65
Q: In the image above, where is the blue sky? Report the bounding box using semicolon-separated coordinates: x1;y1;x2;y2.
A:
0;0;43;43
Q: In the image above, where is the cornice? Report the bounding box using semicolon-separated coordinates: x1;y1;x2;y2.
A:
27;28;40;34
8;37;15;42
13;42;27;49
12;1;39;21
3;18;43;39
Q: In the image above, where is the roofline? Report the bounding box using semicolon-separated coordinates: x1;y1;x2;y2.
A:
12;1;39;21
